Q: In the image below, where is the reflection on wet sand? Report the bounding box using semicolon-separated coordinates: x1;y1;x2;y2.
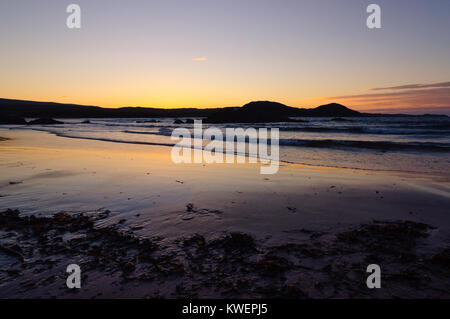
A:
0;130;449;298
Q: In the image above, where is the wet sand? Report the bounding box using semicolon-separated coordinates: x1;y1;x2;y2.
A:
0;129;449;298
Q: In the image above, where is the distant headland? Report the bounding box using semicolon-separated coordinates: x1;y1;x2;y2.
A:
0;98;447;124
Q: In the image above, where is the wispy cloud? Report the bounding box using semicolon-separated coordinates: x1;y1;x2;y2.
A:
192;57;207;61
325;86;450;114
368;81;450;91
328;88;450;100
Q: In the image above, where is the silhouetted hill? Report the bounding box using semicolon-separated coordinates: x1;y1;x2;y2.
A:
0;98;225;119
0;98;447;124
305;103;361;117
206;101;300;123
205;101;362;123
242;101;295;112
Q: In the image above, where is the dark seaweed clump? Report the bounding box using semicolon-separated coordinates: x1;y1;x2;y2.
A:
0;209;449;299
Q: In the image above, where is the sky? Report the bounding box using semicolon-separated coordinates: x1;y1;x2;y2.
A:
0;0;449;113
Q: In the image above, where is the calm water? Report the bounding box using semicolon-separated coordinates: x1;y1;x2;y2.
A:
5;116;450;174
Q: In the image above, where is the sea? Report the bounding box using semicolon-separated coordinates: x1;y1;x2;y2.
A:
7;116;450;174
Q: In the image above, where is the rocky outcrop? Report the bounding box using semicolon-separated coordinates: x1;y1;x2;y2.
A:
27;118;64;125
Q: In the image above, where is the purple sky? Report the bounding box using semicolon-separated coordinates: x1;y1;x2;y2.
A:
1;0;449;113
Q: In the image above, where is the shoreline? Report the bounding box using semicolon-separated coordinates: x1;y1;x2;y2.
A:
4;127;450;177
1;129;449;234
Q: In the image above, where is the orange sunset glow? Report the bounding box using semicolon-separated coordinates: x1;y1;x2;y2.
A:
0;1;449;114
